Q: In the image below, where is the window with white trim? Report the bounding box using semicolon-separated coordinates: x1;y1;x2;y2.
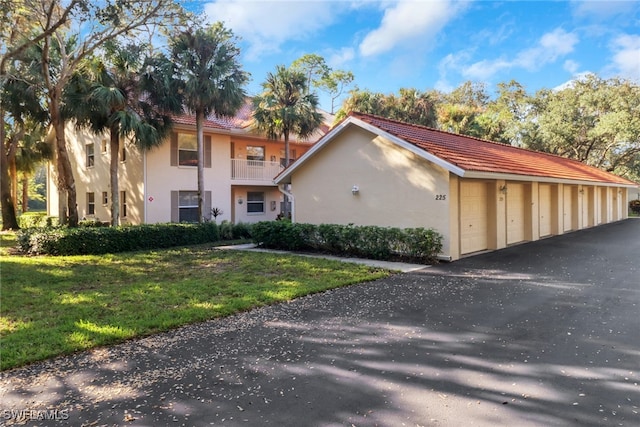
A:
120;191;127;218
178;134;197;166
86;143;95;167
179;191;198;222
87;192;95;215
247;192;265;214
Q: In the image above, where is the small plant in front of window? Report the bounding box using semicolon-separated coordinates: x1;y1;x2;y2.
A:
211;207;223;223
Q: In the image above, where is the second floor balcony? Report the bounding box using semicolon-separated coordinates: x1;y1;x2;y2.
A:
231;159;284;184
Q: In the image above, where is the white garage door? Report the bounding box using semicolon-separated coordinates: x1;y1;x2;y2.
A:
460;181;489;254
506;183;526;244
563;186;574;231
539;184;552;237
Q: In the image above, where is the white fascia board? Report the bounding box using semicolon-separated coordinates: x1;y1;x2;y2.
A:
462;171;638;188
275;116;466;184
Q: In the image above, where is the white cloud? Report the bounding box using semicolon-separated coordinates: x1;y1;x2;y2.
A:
461;28;579;80
203;1;340;59
571;0;638;19
436;50;473;92
327;47;356;68
609;34;640;81
514;28;579;70
563;59;580;74
359;0;468;57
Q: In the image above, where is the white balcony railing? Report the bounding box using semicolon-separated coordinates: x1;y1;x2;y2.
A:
231;159;284;182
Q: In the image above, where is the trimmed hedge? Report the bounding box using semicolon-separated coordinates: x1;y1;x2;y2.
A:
252;221;443;263
17;223;224;256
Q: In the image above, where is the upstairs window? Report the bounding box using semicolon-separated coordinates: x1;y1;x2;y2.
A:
86;143;95;167
246;146;265;166
178;134;197;166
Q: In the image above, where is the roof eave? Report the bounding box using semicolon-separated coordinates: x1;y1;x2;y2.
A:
463;171;638;187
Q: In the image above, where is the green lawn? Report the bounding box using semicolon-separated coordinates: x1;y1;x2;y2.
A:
0;239;391;370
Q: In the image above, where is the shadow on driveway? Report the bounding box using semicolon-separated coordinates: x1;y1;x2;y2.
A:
1;219;638;426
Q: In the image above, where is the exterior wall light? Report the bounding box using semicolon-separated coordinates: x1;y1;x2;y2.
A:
352;185;360;195
238;197;243;205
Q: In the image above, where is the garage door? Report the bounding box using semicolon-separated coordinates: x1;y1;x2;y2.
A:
506;183;525;244
563;186;574;231
539;184;552;237
460;181;488;254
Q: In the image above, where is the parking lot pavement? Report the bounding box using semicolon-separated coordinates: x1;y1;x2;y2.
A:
1;219;638;426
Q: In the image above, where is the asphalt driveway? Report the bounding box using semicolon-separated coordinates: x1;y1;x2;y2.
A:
1;219;639;426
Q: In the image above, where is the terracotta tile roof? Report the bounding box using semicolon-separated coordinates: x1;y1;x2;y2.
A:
170;100;254;130
171;99;333;144
351;112;636;186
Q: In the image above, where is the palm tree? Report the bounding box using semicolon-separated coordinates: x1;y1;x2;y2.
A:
253;65;323;167
168;23;248;223
252;65;323;218
1;60;49;229
65;41;173;226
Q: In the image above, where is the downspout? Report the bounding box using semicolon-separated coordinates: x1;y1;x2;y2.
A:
278;183;295;222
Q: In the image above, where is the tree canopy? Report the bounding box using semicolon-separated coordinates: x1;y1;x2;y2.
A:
338;76;640;181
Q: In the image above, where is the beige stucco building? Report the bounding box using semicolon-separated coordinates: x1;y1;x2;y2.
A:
47;105;331;225
275;113;638;261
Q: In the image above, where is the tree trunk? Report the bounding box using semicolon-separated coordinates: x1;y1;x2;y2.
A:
8;135;18;208
110;127;120;226
196;110;205;223
1;118;20;230
0;106;20;230
21;172;29;213
51;106;78;227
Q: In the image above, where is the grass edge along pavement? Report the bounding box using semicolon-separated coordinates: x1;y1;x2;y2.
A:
0;240;391;371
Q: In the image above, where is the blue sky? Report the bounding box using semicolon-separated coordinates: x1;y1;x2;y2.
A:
186;1;640;111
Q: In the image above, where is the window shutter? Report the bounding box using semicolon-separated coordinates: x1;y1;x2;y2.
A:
204;191;212;221
171;191;179;222
204;136;212;168
170;133;178;166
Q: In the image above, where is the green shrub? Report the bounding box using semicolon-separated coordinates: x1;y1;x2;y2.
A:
17;222;221;256
232;222;252;239
252;221;443;263
18;212;57;228
630;199;640;215
219;220;234;240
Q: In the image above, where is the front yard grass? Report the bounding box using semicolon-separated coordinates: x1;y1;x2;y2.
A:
0;241;390;371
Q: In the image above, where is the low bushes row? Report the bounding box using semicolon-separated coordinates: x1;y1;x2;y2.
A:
251;221;443;263
17;221;251;256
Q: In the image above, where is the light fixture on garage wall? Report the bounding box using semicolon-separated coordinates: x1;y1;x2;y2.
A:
238;197;243;205
499;185;507;194
351;185;360;195
579;188;585;194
